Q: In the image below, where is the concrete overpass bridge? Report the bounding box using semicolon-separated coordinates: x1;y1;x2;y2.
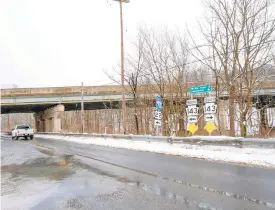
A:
1;82;274;132
1;85;134;132
1;85;131;114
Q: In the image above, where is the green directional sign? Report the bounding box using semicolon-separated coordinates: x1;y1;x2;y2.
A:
189;84;212;94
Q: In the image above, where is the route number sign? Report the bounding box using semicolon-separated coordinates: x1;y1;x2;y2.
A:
204;103;217;114
154;110;162;120
186;105;199;116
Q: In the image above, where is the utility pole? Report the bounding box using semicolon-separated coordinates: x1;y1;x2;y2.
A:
119;0;126;134
114;0;129;134
81;82;84;133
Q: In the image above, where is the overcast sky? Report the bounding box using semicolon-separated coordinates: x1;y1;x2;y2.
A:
0;0;203;88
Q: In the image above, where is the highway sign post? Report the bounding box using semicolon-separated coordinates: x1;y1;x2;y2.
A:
154;110;162;120
154;96;163;136
186;99;197;106
204;114;215;122
203;96;217;135
186;105;199;116
204;122;217;134
204;103;217;114
204;96;216;103
188;116;198;123
154;119;162;126
187;123;198;135
189;84;212;94
186;99;199;134
155;96;163;111
186;85;218;135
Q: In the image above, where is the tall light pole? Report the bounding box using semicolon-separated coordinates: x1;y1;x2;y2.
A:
113;0;129;134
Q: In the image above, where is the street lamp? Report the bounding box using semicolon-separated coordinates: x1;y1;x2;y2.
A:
113;0;129;134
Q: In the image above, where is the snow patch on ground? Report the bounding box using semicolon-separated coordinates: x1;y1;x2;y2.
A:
35;134;275;168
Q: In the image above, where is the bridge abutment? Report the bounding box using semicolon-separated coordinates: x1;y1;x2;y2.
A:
34;104;64;132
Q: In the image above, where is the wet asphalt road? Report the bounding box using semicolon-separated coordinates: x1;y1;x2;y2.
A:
1;136;275;210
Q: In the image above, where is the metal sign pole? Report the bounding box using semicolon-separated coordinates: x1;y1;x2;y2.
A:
156;126;159;136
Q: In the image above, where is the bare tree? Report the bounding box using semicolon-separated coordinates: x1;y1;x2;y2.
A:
189;0;275;137
124;33;146;134
138;26;190;135
104;31;146;134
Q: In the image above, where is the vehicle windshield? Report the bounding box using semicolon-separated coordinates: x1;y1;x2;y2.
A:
17;125;30;129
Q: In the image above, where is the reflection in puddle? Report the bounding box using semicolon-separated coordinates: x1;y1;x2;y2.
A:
164;177;275;209
128;181;224;210
76;155;275;209
1;156;75;181
72;161;222;209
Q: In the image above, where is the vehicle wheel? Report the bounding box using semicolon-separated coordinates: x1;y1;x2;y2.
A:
30;136;34;140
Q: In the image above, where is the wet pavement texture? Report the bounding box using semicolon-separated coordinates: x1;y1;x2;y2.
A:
1;136;275;210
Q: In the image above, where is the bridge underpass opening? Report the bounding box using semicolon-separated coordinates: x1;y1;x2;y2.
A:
1;101;122;114
1;101;122;133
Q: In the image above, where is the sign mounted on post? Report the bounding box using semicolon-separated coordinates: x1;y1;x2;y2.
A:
204;114;215;122
186;105;199;116
155;96;163;111
154;96;162;137
204;103;217;114
154;119;162;126
186;99;198;106
186;99;199;129
154;110;162;120
204;96;216;104
187;123;198;134
204;122;217;134
189;84;212;94
203;96;218;135
188;116;198;123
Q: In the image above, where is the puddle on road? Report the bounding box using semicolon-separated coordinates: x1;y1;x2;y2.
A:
1;144;79;182
2;145;275;209
1;157;74;181
76;155;275;209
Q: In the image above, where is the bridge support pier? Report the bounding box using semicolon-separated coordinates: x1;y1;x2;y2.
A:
34;104;64;133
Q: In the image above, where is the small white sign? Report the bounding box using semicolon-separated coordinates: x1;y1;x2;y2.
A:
204;114;215;122
186;105;199;116
154;119;162;126
186;99;198;106
188;115;198;123
154;110;162;120
204;96;216;104
204;103;217;114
